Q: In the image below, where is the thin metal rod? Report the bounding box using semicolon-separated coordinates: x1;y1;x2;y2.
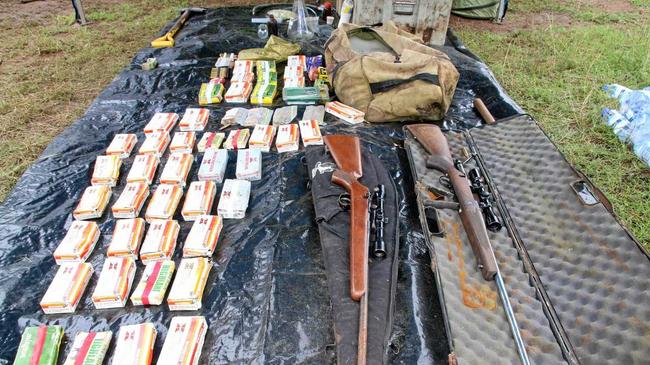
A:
495;271;530;365
357;291;368;365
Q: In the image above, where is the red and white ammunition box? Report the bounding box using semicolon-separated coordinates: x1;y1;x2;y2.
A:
130;260;175;306
63;331;112;365
198;149;228;183
112;323;156;365
91;256;136;309
112;182;149;219
325;101;365;125
232;59;254;79
169;132;196;153
287;55;307;69
91;155;122;187
144;112;178;136
138;132;170;158
127;154;159;185
243;107;273;126
159;153;193;187
54;220;100;262
183;215;223;257
40;262;93;314
53;220;100;264
298;119;324;146
223;129;250;150
158;316;208;365
275;124;300;153
181;181;216;221
221;108;248;126
145;184;183;222
249;125;276;153
224;81;253;103
179;108;210;132
167;257;211;311
197;132;225;152
236;149;262;181
140;219;179;263
217;179;251;219
107;218;146;258
106;134;137;159
73;185;112;220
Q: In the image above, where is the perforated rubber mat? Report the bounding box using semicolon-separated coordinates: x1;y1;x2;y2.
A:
404;128;567;365
470;115;650;364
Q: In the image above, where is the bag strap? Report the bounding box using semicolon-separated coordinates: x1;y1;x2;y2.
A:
369;73;439;94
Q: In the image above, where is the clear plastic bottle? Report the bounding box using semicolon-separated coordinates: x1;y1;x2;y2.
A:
287;0;314;40
602;108;633;142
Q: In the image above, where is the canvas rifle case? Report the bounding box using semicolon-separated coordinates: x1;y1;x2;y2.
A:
306;143;399;365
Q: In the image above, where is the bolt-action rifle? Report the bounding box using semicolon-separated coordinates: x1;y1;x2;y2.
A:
324;135;369;365
406;124;530;365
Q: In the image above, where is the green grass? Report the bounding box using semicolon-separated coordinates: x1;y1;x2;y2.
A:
0;0;648;248
456;0;650;247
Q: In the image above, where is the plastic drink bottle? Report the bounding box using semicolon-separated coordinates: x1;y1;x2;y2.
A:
339;0;354;26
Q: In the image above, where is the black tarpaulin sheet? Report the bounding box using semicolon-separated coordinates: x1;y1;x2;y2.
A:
0;7;521;364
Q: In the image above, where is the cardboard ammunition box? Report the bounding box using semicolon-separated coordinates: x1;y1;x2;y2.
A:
249;125;276;153
179;108;210;132
183;215;223;257
224;81;253;103
13;326;64;365
197;149;228;183
91;155;122;187
73;185;112;220
157;316;208;365
144;112;178;136
198;81;224;105
250;83;278;106
40;262;93;314
111;323;156;365
130;260;175;306
197;132;225;152
140;219;179;263
53;220;100;264
325;101;365;125
287;55;307;69
138;132;170;158
275;124;300;153
169;132;196;154
181;181;216;221
63;331;112;365
298;119;324;146
127;154;159;185
232;59;254;77
145;184;183;222
159;153;193;187
92;256;136;309
107;218;146;258
167;257;211;311
256;60;277;74
106;134;137;159
223;129;250;150
112;182;149;219
236;149;262;181
217;179;251;219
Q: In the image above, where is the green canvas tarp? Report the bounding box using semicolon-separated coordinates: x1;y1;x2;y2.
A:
452;0;505;20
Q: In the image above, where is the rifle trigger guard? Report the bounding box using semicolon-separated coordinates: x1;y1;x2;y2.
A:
439;175;452;190
338;193;351;211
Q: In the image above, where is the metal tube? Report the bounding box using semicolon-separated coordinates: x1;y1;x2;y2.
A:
495;271;530;365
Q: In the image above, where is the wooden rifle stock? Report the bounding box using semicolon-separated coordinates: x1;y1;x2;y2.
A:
406;124;498;280
323;135;370;301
